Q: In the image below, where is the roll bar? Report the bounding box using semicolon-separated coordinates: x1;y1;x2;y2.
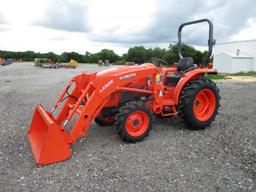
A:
177;19;216;65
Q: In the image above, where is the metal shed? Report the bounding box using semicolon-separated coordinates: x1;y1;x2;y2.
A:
214;52;253;73
214;40;256;73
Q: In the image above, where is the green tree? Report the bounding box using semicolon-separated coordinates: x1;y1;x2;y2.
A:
127;46;148;64
98;49;119;63
0;44;207;65
59;52;68;62
163;51;177;64
89;53;100;63
168;43;206;64
152;47;165;59
83;51;91;63
58;52;84;63
22;51;35;61
46;52;58;62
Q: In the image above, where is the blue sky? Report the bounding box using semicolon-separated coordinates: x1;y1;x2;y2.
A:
0;0;255;54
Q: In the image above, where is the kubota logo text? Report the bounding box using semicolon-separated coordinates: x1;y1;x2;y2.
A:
119;73;136;80
100;80;113;93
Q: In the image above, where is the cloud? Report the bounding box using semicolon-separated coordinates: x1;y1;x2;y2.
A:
1;0;256;54
0;16;10;32
89;0;219;44
143;0;214;42
89;0;256;46
36;0;90;32
0;13;5;24
0;25;11;32
212;0;256;42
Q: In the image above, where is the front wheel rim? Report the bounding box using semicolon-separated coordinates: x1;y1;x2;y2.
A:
193;88;216;121
125;111;149;137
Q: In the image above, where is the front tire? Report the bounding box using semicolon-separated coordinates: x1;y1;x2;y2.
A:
178;78;220;129
115;101;153;143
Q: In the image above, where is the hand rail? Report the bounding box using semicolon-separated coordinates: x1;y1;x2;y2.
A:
177;18;216;65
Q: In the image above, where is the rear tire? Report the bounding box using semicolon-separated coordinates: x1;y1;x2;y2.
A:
178;78;220;130
115;101;153;143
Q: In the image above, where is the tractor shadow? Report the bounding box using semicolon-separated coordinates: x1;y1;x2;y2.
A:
70;115;206;159
153;115;186;130
78;116;187;146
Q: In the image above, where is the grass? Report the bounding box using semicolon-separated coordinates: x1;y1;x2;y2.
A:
230;71;256;77
205;73;225;80
205;71;256;80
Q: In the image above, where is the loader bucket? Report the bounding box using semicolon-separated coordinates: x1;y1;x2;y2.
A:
28;105;71;165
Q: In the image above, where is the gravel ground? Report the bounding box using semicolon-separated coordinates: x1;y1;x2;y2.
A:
0;62;256;192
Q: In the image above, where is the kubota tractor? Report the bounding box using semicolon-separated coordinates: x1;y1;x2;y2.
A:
28;19;220;165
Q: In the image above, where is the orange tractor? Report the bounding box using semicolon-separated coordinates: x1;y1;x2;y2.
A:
28;19;220;165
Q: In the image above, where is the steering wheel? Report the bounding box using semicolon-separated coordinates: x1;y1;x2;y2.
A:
151;57;169;67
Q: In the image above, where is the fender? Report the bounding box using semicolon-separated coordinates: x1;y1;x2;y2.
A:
174;68;217;104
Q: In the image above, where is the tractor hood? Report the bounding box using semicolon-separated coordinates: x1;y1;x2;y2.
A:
89;63;158;96
96;63;156;79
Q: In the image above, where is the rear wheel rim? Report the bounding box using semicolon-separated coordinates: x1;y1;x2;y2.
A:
126;111;149;137
193;88;216;121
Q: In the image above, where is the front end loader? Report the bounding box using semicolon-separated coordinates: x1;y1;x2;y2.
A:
28;19;220;165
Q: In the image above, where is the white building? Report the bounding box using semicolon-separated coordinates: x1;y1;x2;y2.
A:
213;39;256;73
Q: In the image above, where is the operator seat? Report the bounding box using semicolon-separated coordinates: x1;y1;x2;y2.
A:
164;57;195;86
176;57;194;72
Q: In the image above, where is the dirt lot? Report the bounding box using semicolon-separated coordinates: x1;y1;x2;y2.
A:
0;62;256;191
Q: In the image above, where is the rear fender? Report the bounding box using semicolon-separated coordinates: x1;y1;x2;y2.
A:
174;69;217;104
